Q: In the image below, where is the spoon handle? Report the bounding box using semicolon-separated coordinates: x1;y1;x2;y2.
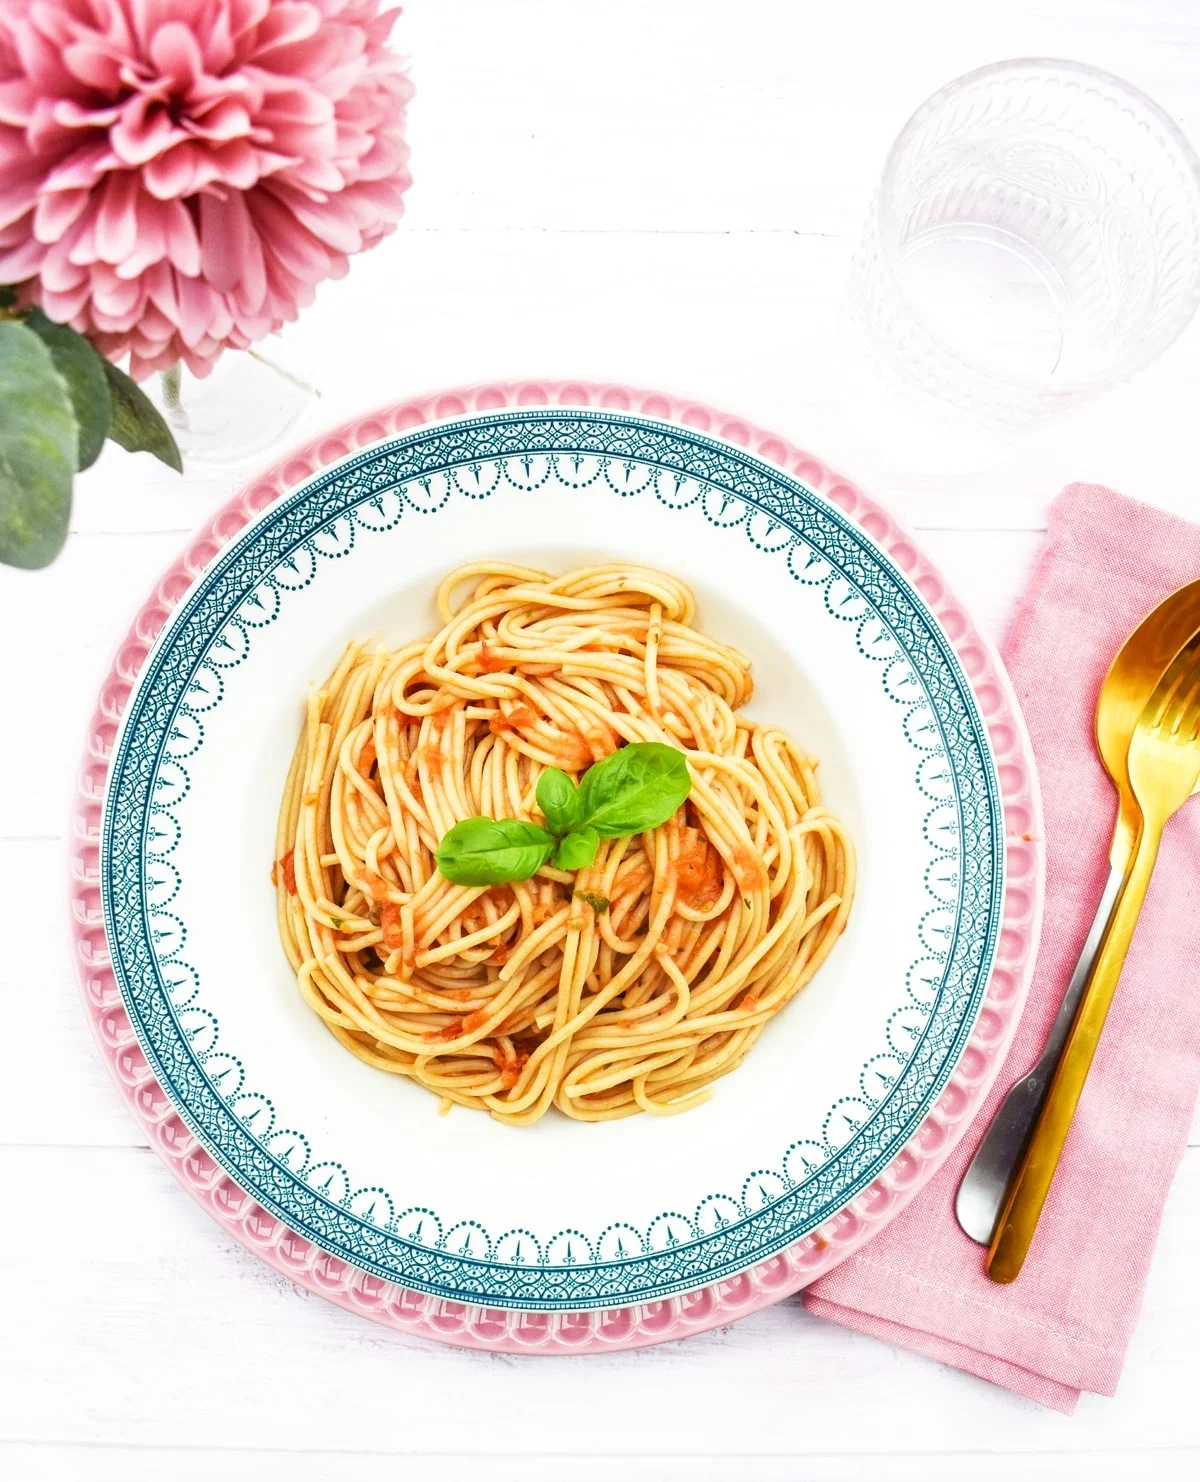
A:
986;819;1164;1283
954;863;1124;1245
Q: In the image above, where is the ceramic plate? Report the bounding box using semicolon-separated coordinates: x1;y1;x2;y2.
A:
75;382;1043;1342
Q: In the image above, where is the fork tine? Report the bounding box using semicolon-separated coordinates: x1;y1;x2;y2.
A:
1146;630;1200;736
1176;672;1200;742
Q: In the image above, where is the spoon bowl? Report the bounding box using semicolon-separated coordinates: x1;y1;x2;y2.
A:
1097;579;1200;863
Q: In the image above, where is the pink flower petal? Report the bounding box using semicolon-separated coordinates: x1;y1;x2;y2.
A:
90;263;143;316
33;185;89;243
143;258;180;317
130;0;208;51
39;235;89;291
198;3;235;73
251;188;331;279
269;180;361;252
0;78;38;127
148;22;203;93
37;278;93;322
284;152;345;194
205;138;264;190
1;0;411;373
62;40;126;93
0;174;38;232
199;187;258;295
251;4;322;56
142;140;211;199
0;231;46;279
111;94;186;167
11;16;71;96
21;2;75;49
162;197;201;275
175;269;222;346
249;72;335;126
184;96;253;143
95;171;142;262
51;98;123;135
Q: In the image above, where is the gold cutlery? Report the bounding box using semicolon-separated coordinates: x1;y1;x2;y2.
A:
956;581;1200;1245
987;629;1200;1281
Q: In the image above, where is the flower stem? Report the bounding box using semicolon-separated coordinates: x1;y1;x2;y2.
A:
161;362;183;411
247;345;320;397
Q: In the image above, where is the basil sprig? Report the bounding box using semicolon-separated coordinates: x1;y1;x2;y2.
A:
435;742;691;886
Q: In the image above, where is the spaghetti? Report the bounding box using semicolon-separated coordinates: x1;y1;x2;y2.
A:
273;562;855;1123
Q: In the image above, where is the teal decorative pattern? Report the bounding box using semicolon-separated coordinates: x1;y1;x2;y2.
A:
101;409;1004;1309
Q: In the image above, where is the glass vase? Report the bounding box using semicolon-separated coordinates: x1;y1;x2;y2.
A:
153;332;318;468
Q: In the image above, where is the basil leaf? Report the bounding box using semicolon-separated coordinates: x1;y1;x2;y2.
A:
576;742;691;837
552;827;599;871
436;816;554;886
574;890;609;914
536;766;582;836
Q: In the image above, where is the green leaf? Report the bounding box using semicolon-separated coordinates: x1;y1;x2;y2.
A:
436;816;555;886
23;310;111;470
536;766;582;836
103;358;182;472
0;319;77;569
573;890;610;914
576;742;691;838
553;827;599;871
0;285;16;309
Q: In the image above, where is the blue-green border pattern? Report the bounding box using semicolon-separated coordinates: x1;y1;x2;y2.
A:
100;409;1004;1309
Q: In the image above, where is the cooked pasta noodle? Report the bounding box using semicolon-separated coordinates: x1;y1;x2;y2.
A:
273;562;855;1123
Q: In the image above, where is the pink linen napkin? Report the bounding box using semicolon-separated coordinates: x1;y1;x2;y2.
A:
803;483;1200;1412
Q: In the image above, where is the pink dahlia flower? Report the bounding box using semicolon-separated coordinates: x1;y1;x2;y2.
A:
0;1;413;378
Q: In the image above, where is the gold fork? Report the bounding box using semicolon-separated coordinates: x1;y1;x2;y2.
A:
988;630;1200;1282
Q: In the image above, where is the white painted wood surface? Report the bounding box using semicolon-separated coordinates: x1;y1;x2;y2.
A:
3;2;1200;1477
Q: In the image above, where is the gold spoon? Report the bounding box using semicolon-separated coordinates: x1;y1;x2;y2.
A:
988;628;1200;1281
956;579;1200;1246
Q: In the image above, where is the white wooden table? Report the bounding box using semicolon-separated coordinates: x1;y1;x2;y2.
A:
4;3;1200;1477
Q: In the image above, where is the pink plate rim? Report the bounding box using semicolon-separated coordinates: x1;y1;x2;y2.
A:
68;378;1044;1354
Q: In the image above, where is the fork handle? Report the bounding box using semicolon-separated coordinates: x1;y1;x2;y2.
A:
954;865;1120;1244
987;818;1164;1282
954;863;1124;1245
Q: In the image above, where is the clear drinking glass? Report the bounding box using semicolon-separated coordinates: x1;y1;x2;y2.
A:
838;59;1200;471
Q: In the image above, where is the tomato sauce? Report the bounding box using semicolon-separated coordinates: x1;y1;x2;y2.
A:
362;872;390;902
675;835;722;909
499;1051;529;1090
489;705;538;735
733;846;766;891
380;901;403;949
417;744;444;777
479;642;508;673
554;734;594;770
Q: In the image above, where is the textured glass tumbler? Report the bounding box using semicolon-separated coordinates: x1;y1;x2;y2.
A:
839;60;1200;471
